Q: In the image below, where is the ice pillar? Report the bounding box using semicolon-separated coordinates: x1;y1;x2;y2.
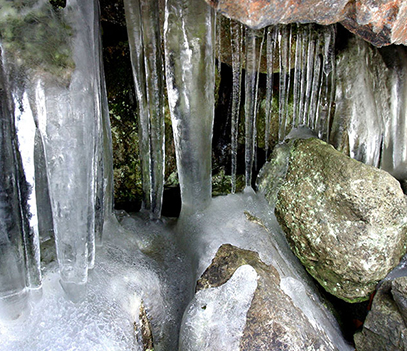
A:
0;55;30;320
35;0;105;301
124;0;165;219
164;0;215;213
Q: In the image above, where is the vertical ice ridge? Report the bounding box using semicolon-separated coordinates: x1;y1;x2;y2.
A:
265;26;277;162
230;20;243;194
244;28;262;188
124;0;165;219
0;51;30;319
164;0;215;214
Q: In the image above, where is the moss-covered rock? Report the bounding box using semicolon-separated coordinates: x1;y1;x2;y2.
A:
258;137;407;303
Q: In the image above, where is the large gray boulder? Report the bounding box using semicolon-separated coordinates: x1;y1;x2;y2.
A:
179;244;338;351
354;276;407;351
257;137;407;302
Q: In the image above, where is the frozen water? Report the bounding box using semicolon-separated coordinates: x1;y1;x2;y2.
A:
230;19;243;193
0;214;191;351
332;36;407;180
179;265;258;351
164;0;215;213
175;191;353;351
124;0;165;219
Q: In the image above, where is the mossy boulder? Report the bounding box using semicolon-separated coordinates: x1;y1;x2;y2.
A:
258;137;407;303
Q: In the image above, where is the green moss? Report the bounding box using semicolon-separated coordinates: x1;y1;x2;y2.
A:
0;1;74;80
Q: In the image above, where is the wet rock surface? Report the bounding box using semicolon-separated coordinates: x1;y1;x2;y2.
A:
189;244;338;351
204;0;407;46
258;137;407;302
354;276;407;351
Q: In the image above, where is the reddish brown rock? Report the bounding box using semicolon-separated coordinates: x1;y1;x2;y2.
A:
341;0;407;47
204;0;407;47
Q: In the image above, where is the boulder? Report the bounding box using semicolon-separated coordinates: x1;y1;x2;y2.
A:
204;0;407;47
257;137;407;302
354;276;407;351
179;244;338;350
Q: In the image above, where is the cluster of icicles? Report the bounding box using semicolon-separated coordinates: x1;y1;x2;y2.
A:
0;0;340;319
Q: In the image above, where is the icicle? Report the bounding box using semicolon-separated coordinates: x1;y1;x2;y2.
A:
124;0;165;219
0;55;29;320
30;0;104;302
332;37;388;167
298;26;309;126
302;25;317;128
244;28;261;188
308;32;323;130
318;24;336;142
278;25;292;142
230;20;243;194
216;12;222;75
13;92;42;291
164;0;215;214
92;0;106;247
292;24;303;128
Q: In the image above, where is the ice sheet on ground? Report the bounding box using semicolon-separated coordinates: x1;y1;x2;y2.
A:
0;214;191;351
0;194;352;351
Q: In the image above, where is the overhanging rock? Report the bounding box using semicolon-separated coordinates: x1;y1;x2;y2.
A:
204;0;407;47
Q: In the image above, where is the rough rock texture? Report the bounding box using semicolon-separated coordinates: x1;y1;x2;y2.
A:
194;244;338;351
204;0;407;47
258;138;407;302
354;276;407;351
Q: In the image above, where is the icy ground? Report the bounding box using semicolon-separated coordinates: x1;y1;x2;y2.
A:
0;213;191;351
0;193;352;351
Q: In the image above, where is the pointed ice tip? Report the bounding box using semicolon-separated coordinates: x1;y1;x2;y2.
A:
60;280;87;304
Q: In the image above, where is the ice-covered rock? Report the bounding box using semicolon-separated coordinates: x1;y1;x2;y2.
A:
181;244;338;350
354;276;407;351
258;137;407;302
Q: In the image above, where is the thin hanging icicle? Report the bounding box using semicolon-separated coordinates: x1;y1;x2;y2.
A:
278;25;292;142
308;32;323;130
164;0;215;214
265;25;277;160
253;29;266;173
216;12;222;75
230;20;243;194
298;25;310;126
292;24;303;128
244;28;261;188
124;0;165;219
319;24;336;142
302;25;317;127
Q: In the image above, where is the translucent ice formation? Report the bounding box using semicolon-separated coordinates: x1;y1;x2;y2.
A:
164;0;215;214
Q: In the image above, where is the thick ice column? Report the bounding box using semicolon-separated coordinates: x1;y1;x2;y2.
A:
164;0;215;213
0;56;29;320
124;0;165;219
332;37;388;167
34;0;103;301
